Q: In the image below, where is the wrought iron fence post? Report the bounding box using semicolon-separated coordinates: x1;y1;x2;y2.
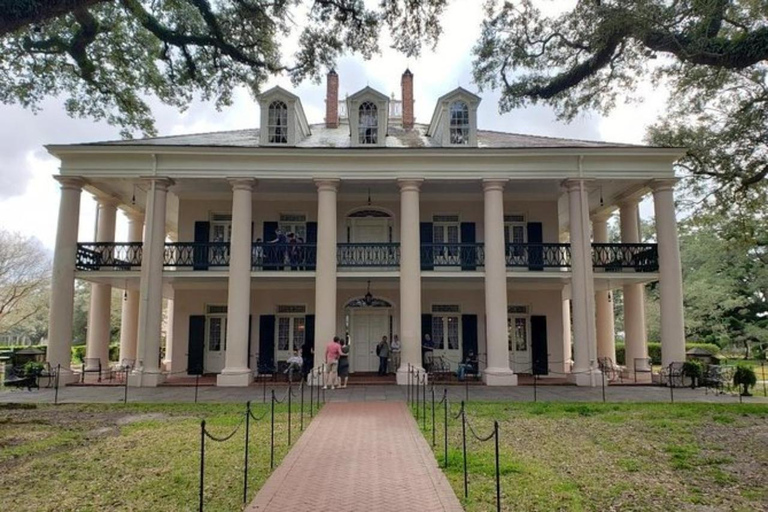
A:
195;374;200;403
533;372;538;402
300;381;305;431
322;366;326;404
54;364;60;405
465;376;469;403
461;401;468;499
407;364;411;404
310;372;314;419
270;390;275;470
431;386;436;446
288;381;292;446
243;401;250;505
601;369;606;403
443;395;449;469
762;361;767;397
123;368;129;404
494;420;501;512
415;370;420;419
669;364;674;404
422;374;427;430
199;419;205;512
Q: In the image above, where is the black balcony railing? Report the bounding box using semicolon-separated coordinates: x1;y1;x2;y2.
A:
592;243;659;272
164;242;230;269
252;242;317;270
337;243;400;268
421;243;485;270
76;243;143;270
506;243;571;270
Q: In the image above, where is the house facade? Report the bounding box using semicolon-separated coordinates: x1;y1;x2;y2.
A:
45;69;686;387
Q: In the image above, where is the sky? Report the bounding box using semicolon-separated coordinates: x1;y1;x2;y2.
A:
0;0;667;251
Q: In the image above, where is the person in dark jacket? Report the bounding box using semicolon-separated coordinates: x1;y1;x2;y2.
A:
376;336;390;376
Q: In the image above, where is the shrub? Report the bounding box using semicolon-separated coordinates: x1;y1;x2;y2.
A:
733;364;757;397
682;360;703;388
71;345;86;364
23;361;45;376
615;342;720;366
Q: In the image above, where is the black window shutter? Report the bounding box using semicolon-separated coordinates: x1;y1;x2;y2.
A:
527;222;544;271
193;221;210;271
531;315;549;375
187;315;206;375
461;314;478;361
420;222;433;271
303;314;315;368
306;222;318;271
263;221;279;271
460;222;476;271
421;314;433;343
258;315;276;372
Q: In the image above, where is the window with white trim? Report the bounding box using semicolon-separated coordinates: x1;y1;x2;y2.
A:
507;305;529;352
433;215;460;265
268;100;288;144
431;305;461;351
275;305;307;361
449;101;470;145
279;213;307;241
358;101;378;144
206;305;228;352
210;213;232;242
504;214;526;245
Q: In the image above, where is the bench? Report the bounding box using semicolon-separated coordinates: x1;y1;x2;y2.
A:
3;366;38;391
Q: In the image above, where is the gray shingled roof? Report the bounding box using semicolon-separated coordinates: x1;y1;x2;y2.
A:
86;123;641;149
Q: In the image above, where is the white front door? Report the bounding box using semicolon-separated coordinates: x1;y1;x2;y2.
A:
351;218;389;243
509;315;530;373
350;310;389;372
205;316;227;373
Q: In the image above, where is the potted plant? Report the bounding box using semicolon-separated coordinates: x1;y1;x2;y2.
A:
733;364;757;397
23;361;45;377
682;360;703;389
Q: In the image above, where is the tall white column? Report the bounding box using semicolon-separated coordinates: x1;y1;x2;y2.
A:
620;198;649;377
313;179;339;381
592;214;616;363
396;178;424;385
482;179;517;385
566;180;599;386
652;180;686;367
85;198;117;373
119;212;144;365
218;179;255;387
132;178;172;387
47;176;85;381
562;291;572;374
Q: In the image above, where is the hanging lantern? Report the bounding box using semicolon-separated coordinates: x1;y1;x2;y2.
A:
364;280;373;306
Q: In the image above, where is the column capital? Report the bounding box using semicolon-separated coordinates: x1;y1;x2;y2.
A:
562;178;593;192
228;178;257;192
650;178;679;193
397;178;423;192
617;195;641;210
482;178;508;192
591;210;613;223
94;194;120;208
314;178;340;192
54;175;86;190
141;177;174;191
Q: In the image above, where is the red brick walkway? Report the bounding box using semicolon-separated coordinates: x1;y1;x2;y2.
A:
246;402;463;512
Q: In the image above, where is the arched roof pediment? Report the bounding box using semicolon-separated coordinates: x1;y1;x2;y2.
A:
347;86;390;103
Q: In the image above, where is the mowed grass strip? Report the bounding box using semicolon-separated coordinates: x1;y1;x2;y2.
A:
416;402;768;512
0;401;313;511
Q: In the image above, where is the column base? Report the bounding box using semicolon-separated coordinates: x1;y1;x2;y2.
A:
128;370;166;387
59;370;81;386
396;365;426;386
216;369;253;387
482;367;518;386
570;369;602;387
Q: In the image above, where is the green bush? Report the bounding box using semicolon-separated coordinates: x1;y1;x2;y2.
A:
23;361;45;376
615;342;721;365
682;360;703;388
733;364;757;397
71;344;120;364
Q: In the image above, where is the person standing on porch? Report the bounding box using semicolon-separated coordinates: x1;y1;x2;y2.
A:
324;336;343;389
376;336;390;376
337;340;350;388
389;334;401;374
422;333;434;372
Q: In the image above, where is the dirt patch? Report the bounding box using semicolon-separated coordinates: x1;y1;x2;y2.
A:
116;413;170;425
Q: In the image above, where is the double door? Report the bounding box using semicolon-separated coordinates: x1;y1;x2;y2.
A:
351;310;389;372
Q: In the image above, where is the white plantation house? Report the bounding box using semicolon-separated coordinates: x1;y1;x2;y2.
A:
44;69;686;387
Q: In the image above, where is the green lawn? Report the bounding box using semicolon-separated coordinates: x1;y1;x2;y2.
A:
0;401;315;511
416;402;768;512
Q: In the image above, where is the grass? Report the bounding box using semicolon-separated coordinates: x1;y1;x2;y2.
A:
415;402;768;512
0;399;318;511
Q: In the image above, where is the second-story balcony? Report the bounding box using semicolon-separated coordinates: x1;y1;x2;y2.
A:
75;242;659;273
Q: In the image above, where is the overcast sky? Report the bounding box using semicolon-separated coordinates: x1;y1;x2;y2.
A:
0;0;665;251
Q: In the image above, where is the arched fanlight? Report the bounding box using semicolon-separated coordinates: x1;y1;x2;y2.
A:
364;280;373;306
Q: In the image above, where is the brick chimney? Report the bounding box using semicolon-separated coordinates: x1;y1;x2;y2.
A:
401;68;414;130
325;69;339;128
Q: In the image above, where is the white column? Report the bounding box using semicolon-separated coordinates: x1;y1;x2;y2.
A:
218;179;255;386
620;198;650;378
652;180;686;367
482;179;517;385
592;214;616;363
162;297;175;371
85;198;117;373
118;212;144;365
566;179;599;386
132;178;172;387
313;179;339;382
47;176;84;382
396;178;424;385
562;291;572;374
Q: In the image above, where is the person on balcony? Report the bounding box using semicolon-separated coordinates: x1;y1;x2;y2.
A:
288;232;299;270
268;229;287;269
252;238;264;269
376;336;390;376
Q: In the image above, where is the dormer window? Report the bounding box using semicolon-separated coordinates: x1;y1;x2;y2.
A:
359;101;378;144
449;101;469;145
268;101;288;144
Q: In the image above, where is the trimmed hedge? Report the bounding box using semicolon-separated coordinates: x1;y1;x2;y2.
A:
71;344;120;364
615;342;721;366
